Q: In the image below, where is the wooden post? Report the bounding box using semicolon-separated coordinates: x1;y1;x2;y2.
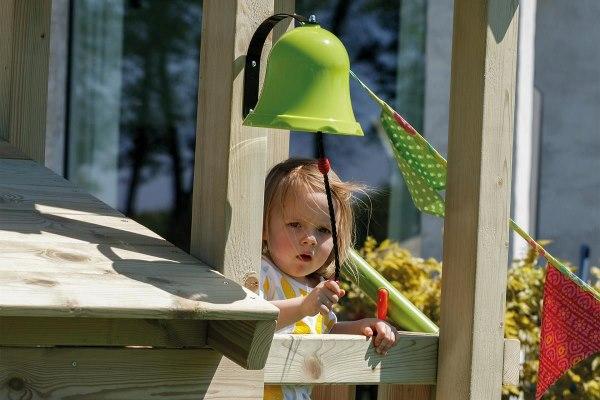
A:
190;0;294;397
435;1;518;399
191;0;278;290
0;0;52;163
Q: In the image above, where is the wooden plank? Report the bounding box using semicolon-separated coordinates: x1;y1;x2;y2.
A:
0;1;15;142
265;333;438;385
0;241;199;275
265;334;519;386
314;385;356;400
0;316;207;348
0;139;29;159
0;159;71;186
0;347;262;399
0;182;120;215
502;338;520;386
436;1;519;399
0;268;272;321
378;385;433;400
7;0;52;162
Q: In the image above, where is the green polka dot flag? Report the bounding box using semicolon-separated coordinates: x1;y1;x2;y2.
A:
380;105;447;218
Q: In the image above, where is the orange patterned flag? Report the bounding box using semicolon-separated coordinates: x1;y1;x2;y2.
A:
536;264;600;399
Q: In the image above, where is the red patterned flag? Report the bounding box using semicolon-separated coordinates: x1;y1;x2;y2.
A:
536;264;600;399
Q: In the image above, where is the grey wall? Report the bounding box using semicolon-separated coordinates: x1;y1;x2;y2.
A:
421;0;453;260
534;1;600;265
422;0;600;268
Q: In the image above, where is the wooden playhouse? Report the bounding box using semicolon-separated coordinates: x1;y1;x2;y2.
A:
0;1;520;399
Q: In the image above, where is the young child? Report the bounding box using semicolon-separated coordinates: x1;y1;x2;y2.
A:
260;158;399;400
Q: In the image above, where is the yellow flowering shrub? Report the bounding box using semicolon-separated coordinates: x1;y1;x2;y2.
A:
336;237;600;400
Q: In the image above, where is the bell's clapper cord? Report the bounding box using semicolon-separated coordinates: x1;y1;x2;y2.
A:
316;132;341;282
243;13;311;118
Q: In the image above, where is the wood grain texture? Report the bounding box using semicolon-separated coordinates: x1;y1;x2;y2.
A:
313;385;356;400
0;316;207;348
0;139;29;159
0;1;15;142
208;319;277;370
0;158;70;186
0;157;278;368
265;333;438;385
0;347;263;399
378;384;433;400
7;0;52;162
265;334;519;386
436;0;519;399
191;0;281;290
502;338;520;386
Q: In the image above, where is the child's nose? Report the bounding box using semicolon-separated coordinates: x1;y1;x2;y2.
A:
301;232;317;246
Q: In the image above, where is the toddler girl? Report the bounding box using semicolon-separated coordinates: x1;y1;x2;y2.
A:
260;158;398;400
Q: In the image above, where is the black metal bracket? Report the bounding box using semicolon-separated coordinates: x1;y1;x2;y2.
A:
242;13;309;118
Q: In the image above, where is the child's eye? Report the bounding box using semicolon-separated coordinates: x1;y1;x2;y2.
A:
287;222;301;228
318;226;331;234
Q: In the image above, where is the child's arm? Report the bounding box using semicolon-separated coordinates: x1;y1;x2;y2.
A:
270;280;344;330
330;318;399;355
270;296;307;330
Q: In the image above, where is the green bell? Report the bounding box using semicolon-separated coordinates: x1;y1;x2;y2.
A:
243;24;363;136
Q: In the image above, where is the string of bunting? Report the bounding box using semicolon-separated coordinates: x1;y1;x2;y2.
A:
350;70;600;398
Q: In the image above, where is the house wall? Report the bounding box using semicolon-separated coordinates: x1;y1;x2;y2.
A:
533;0;600;266
423;0;600;268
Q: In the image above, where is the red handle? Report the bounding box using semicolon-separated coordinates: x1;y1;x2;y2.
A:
377;288;389;320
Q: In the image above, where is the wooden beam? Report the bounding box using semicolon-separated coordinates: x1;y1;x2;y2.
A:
207;319;277;370
0;139;29;159
265;334;519;386
314;385;356;400
436;1;519;399
0;317;207;348
0;347;262;399
0;0;52;162
0;2;16;142
265;333;438;385
378;385;433;400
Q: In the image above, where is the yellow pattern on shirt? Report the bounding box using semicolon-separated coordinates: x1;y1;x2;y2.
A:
260;258;337;400
280;277;296;299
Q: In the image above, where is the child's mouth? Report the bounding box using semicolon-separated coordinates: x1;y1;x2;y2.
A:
297;254;312;262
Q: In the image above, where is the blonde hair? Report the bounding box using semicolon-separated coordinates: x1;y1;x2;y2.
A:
263;158;362;279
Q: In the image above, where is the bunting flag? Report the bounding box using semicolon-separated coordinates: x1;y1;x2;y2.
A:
352;71;600;398
380;105;446;217
535;264;600;399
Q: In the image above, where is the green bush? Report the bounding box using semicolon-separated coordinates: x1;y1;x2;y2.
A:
336;237;600;399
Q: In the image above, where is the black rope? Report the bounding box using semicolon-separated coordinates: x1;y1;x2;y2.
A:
316;132;341;281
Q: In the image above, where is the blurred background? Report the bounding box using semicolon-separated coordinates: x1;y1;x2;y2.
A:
43;1;599;398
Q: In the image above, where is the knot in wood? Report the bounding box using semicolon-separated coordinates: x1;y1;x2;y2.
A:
8;377;25;391
243;273;259;293
304;354;322;380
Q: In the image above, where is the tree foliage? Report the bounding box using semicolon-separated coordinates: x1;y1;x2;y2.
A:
336;238;600;399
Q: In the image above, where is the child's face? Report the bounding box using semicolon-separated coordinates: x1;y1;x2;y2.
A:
263;189;334;282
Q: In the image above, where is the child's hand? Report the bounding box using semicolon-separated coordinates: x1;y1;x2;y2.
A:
360;318;399;355
301;280;345;317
